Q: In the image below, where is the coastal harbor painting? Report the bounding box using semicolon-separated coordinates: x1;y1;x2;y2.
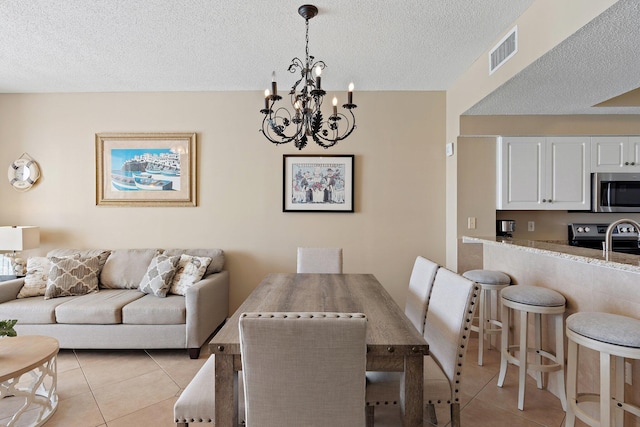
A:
283;155;354;212
96;133;196;206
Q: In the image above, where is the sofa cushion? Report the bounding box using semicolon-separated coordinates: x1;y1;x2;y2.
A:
122;294;186;324
54;289;145;324
139;253;180;297
17;257;51;298
100;249;158;289
170;254;212;296
0;295;79;324
163;249;224;276
44;256;101;300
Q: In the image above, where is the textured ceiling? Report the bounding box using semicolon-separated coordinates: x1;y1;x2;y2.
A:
465;0;640;116
0;0;533;93
2;1;636;117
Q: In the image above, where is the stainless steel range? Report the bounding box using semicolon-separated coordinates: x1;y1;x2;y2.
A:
568;222;640;254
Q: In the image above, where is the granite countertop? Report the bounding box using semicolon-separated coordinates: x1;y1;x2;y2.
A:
463;236;640;273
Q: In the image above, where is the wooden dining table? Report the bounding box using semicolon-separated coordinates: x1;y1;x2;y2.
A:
209;273;429;426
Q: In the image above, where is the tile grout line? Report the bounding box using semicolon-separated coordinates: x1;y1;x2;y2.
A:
73;349;108;427
145;349;184;393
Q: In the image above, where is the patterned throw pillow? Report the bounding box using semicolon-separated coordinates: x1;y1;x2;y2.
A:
170;254;212;296
44;256;101;300
17;257;52;298
138;253;180;297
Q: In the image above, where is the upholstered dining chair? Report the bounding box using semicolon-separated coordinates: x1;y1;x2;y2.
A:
296;247;343;273
404;256;440;335
239;312;367;427
365;268;479;427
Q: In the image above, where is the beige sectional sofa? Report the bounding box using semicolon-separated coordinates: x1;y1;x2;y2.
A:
0;248;229;358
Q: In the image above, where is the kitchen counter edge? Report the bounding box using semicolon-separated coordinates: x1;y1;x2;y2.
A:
462;236;640;273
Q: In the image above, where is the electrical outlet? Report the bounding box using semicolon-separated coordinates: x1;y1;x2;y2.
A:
528;221;535;232
626;361;633;385
468;217;477;229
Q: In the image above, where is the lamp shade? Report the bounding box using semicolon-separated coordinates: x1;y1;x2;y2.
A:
0;226;40;251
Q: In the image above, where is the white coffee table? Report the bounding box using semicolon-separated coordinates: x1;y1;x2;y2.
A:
0;335;59;427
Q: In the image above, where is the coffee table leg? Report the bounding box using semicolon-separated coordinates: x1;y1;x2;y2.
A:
0;354;58;427
401;355;423;427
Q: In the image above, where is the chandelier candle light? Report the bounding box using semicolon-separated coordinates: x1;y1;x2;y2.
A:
260;4;357;150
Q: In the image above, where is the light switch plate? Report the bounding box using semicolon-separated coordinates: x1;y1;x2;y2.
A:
445;143;454;157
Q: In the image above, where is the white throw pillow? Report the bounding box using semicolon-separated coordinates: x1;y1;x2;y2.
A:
17;257;51;298
170;254;212;295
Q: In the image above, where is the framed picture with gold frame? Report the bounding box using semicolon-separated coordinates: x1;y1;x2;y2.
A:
96;132;197;207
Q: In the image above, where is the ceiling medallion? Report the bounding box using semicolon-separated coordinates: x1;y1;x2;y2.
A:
260;4;357;150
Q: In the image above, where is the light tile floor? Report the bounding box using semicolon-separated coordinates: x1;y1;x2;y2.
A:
1;337;583;427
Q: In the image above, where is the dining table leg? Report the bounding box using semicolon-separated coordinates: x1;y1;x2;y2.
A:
401;355;424;426
214;354;237;427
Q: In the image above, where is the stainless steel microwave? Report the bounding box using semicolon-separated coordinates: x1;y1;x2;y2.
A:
592;172;640;212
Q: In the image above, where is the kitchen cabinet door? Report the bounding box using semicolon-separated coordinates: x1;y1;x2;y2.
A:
545;137;591;210
497;137;545;209
497;136;590;210
628;137;640;169
591;136;640;171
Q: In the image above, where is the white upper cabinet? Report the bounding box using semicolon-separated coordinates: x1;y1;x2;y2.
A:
497;136;591;210
591;136;640;171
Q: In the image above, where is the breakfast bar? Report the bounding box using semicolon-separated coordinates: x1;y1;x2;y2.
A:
463;236;640;412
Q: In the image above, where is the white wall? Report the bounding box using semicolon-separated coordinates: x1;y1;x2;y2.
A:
0;91;446;311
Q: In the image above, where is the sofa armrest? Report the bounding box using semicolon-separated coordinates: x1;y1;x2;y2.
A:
184;270;229;350
0;278;24;303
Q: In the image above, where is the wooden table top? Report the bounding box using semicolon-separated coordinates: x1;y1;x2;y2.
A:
210;273;428;357
0;335;59;382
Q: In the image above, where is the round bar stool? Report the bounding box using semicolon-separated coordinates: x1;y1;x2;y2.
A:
462;269;511;365
566;312;640;427
497;285;567;411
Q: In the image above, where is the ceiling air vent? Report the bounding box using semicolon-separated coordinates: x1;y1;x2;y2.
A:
489;26;517;75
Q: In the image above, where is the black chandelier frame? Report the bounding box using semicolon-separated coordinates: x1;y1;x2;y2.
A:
260;4;357;150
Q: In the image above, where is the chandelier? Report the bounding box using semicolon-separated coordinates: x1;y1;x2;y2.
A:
260;4;357;150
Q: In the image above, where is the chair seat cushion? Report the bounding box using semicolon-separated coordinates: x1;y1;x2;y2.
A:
501;285;565;307
365;356;451;405
567;312;640;348
462;270;511;286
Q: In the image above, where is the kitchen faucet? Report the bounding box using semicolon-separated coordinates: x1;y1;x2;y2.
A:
604;218;640;261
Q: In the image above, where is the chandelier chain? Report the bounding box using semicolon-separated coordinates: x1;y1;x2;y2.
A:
305;18;310;68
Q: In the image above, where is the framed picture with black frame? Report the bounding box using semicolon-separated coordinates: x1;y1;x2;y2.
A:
283;154;354;212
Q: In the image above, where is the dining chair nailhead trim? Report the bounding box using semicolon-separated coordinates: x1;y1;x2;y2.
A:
241;312;366;319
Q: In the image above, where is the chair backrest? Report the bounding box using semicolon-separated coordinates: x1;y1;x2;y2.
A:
424;268;479;401
296;247;343;273
404;256;439;334
239;312;367;427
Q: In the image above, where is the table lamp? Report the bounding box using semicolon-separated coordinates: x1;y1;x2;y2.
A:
0;226;40;276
